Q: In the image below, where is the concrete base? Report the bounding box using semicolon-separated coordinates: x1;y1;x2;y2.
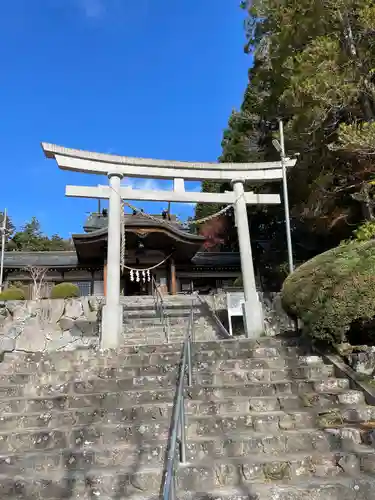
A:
101;303;123;349
242;298;264;339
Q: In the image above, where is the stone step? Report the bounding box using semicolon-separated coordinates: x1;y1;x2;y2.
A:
121;294;196;305
1;429;373;476
1;337;303;365
186;409;371;438
190;377;352;398
1;350;318;377
175;452;375;489
121;330;192;339
123;305;202;316
113;344;304;362
0;384;364;415
0;370;350;399
2;423;375;472
122;326;213;336
178;477;375;500
0;354;329;377
0;364;337;392
0;404;173;432
0;393;369;430
1;402;374;453
1;480;374;500
194;365;335;384
120;335;215;345
122;315;206;326
0;452;373;497
188;391;366;414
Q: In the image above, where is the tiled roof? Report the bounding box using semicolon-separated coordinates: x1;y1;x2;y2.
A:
192;252;240;266
3;251;78;268
2;250;241;268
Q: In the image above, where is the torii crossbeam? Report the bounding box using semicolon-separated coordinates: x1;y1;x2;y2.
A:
42;143;297;348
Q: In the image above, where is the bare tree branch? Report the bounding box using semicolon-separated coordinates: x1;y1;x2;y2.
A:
24;265;49;300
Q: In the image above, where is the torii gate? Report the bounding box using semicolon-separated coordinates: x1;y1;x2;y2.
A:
42;143;296;349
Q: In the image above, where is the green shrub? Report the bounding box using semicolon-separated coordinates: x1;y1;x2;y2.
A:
51;283;80;299
281;240;375;345
0;288;25;301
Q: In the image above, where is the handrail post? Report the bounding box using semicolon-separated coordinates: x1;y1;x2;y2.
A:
171;474;176;500
187;338;192;387
191;300;195;344
179;391;187;464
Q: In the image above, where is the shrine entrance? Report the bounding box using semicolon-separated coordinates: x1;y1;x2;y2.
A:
121;270;150;296
42;142;296;346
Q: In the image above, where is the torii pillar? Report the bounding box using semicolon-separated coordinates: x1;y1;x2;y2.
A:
232;179;263;335
101;171;123;349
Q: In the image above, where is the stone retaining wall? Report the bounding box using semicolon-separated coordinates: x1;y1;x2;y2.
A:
0;297;102;353
0;291;294;353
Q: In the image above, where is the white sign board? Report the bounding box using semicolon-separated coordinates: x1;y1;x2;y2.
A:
227;292;245;336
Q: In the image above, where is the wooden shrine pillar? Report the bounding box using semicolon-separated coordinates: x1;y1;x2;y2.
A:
169;256;177;295
103;260;107;297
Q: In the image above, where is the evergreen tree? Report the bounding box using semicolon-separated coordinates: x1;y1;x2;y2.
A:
196;0;375;284
10;217;72;251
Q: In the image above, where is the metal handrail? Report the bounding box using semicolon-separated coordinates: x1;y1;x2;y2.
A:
195;292;231;339
161;301;194;500
151;276;170;343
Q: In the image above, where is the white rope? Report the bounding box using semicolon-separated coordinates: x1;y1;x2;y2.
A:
123;199;234;227
121;251;173;272
117;185;239;271
120;202;126;272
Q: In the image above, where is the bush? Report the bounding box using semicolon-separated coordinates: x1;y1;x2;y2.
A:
0;288;25;301
281;240;375;345
51;283;80;299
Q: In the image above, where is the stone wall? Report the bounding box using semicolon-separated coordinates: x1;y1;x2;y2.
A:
205;291;294;336
0;291;295;354
0;297;103;353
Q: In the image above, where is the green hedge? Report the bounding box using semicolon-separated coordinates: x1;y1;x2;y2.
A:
281;240;375;345
51;283;80;299
0;288;25;301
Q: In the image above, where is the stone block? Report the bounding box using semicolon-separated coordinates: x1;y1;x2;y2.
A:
253;415;280;433
338;454;360;475
49;299;65;324
73;319;98;336
46;332;78;351
347;348;375;376
64;299;83;319
58;317;75;331
0;336;15;352
15;318;45;352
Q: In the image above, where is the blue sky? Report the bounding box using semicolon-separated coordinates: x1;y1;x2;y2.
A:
0;0;249;237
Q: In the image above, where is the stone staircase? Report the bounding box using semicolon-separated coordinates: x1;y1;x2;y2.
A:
0;337;375;498
121;294;219;343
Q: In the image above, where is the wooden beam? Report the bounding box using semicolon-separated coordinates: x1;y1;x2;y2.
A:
170;257;177;295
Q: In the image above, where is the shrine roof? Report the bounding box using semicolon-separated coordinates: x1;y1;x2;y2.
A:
2;250;241;269
72;221;204;262
192;252;241;266
2;251;78;268
84;212;185;233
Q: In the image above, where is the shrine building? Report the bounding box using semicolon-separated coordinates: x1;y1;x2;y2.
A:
1;209;242;298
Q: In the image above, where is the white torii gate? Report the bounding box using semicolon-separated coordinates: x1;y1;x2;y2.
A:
42;143;296;349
